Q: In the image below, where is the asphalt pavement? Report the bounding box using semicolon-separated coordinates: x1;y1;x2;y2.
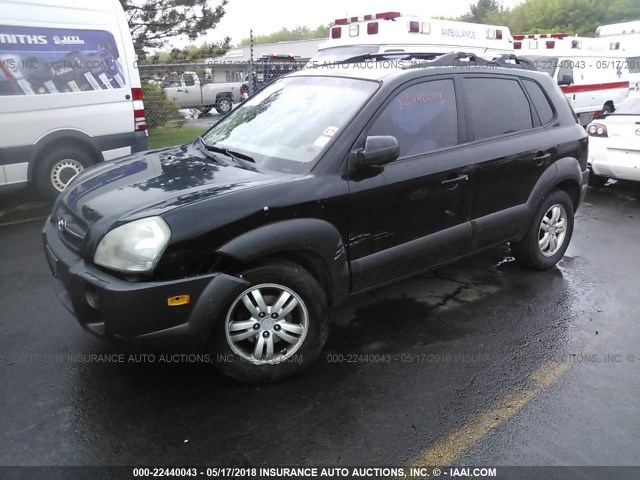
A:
1;181;639;474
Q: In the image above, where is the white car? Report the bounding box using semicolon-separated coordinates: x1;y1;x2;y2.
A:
587;93;640;186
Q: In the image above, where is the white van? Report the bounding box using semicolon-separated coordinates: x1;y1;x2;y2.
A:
0;0;147;199
312;12;514;63
514;33;630;125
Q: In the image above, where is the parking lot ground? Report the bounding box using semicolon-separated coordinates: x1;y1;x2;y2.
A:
1;181;639;470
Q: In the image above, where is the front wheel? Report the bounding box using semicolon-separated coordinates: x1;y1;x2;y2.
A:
511;190;574;270
209;261;329;383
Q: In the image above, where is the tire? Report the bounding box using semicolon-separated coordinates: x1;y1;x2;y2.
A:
601;104;614;115
214;96;233;115
588;171;608;187
209;261;329;383
35;148;93;200
511;190;574;271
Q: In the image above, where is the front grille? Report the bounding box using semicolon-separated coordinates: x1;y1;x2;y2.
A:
52;204;88;253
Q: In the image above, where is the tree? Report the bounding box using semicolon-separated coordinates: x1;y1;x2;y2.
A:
507;0;640;36
460;0;508;24
145;41;231;63
238;25;330;46
119;0;229;58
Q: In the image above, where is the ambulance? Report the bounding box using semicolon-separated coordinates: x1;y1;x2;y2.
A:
0;0;147;199
596;21;640;93
514;33;630;125
311;12;514;64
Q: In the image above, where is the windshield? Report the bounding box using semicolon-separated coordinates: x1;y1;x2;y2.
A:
311;45;380;64
614;95;640;115
201;76;379;173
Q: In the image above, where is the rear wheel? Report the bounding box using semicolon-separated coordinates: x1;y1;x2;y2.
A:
35;148;93;200
512;190;574;270
214;96;233;114
209;261;329;383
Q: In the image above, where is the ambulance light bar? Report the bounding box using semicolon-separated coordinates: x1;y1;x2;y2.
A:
334;12;401;25
332;15;503;40
513;33;568;40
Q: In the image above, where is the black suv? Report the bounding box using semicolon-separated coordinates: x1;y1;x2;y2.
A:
43;55;589;383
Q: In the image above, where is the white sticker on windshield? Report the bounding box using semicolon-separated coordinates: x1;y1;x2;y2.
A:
313;136;331;147
323;126;339;136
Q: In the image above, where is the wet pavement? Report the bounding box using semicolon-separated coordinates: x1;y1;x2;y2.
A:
1;181;639;470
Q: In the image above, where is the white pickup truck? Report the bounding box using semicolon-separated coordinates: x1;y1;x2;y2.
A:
163;72;243;114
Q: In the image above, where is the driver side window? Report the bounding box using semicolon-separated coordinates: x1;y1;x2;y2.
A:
368;79;459;158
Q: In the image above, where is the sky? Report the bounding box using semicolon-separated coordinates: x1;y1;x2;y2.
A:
197;0;525;46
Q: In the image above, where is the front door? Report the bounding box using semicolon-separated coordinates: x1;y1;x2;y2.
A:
348;77;474;292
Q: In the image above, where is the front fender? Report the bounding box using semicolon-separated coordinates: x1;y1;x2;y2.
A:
216;218;350;306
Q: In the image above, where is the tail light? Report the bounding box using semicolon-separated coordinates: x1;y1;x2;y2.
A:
408;21;419;33
331;26;341;39
514;41;522;49
368;22;379;35
546;40;555;48
132;88;146;132
587;123;608;138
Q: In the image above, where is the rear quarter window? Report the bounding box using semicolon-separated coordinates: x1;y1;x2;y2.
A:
463;77;533;140
523;79;555;125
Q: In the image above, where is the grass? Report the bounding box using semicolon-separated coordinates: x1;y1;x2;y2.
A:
148;125;209;150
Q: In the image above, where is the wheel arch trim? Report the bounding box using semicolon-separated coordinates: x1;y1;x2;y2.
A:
216;218;350;305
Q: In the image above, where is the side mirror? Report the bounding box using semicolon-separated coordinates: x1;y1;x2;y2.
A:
355;136;399;167
558;74;573;86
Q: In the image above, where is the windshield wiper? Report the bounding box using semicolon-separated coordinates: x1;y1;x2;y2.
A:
197;136;228;164
202;142;256;164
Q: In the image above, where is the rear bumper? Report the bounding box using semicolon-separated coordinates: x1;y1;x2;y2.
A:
43;219;248;351
590;144;640;182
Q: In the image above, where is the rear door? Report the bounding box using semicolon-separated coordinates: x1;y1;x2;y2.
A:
460;75;556;250
348;76;474;292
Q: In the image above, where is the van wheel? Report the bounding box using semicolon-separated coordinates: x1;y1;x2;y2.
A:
209;261;329;383
36;149;93;200
512;190;574;270
214;96;233;114
601;104;614;115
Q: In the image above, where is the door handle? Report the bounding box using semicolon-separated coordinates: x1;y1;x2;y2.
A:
176;89;185;92
533;153;551;166
441;174;469;186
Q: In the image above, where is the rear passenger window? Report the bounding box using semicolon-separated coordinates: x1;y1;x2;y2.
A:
368;79;458;158
464;78;533;140
523;80;554;125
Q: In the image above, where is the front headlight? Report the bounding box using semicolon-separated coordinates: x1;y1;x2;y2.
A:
94;216;171;273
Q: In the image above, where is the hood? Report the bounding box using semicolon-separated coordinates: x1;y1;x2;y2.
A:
53;142;286;242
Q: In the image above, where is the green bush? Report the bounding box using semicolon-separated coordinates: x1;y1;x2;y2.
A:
141;80;180;129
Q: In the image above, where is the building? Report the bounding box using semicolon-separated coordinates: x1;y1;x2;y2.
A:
205;38;325;83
